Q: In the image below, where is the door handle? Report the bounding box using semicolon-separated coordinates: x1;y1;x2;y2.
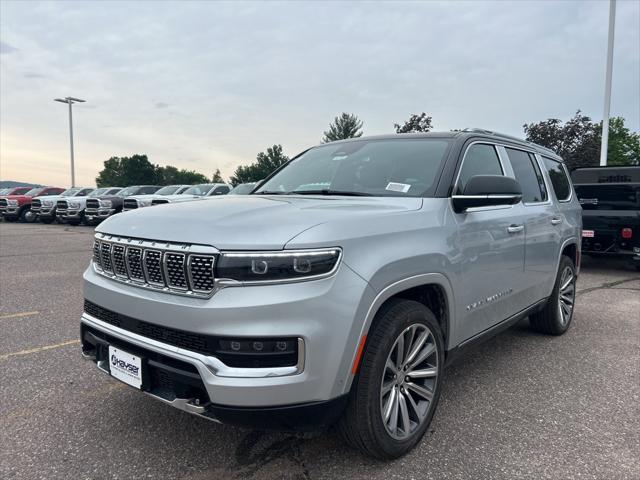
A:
551;217;562;225
507;225;524;234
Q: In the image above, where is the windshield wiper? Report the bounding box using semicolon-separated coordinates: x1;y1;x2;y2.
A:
254;190;289;195
288;189;373;196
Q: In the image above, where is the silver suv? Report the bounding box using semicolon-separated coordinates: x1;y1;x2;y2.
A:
80;131;581;459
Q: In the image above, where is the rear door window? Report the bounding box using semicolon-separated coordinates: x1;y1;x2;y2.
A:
456;144;503;194
542;157;571;201
505;148;548;203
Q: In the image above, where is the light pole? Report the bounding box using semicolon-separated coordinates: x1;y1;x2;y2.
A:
54;96;86;187
600;0;616;167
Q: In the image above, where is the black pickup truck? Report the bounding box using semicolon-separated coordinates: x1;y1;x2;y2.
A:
572;166;640;269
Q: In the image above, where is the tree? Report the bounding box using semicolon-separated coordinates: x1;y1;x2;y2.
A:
230;145;289;185
211;169;225;183
523;111;601;171
322;113;363;143
394;112;433;133
155;165;208;184
96;154;209;187
524;111;639;170
95;154;157;187
601;117;640;166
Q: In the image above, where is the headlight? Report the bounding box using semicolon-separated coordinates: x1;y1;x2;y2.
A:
7;199;18;206
100;200;112;207
138;199;152;206
216;248;341;283
42;200;53;206
68;201;81;208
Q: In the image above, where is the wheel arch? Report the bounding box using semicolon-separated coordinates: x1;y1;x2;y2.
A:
342;273;455;394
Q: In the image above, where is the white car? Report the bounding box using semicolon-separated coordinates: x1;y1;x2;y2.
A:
123;185;192;211
150;183;230;206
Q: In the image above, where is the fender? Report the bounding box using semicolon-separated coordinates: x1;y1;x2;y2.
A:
342;272;456;393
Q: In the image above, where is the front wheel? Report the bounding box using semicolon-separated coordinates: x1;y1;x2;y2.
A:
530;255;576;335
338;299;444;459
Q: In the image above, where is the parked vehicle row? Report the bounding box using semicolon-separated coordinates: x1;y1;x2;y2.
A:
0;182;255;225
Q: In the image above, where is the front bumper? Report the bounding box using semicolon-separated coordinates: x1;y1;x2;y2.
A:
38;207;56;220
81;263;372;411
3;206;20;218
57;208;83;220
85;208;115;222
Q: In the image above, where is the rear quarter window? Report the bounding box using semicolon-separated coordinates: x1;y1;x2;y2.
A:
542;157;572;201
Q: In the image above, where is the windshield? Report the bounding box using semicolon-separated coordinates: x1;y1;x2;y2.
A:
229;183;257;195
61;188;80;197
155;186;181;195
0;189;8;195
255;139;451;197
88;188;108;197
116;187;140;197
575;184;640;211
183;184;214;195
25;188;45;196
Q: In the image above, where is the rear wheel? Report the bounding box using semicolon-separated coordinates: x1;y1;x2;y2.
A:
338;299;444;459
530;255;576;335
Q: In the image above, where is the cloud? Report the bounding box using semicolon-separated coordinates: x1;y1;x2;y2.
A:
23;72;45;78
0;41;18;54
0;0;638;187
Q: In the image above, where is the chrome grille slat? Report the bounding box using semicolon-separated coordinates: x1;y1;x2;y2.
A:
125;247;144;281
100;242;113;273
164;252;188;289
91;235;217;297
86;199;100;209
143;249;164;285
111;245;128;277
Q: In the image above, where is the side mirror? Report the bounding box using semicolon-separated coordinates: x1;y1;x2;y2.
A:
452;175;522;213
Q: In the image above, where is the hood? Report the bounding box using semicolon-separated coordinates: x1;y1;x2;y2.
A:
98;195;423;250
160;194;202;202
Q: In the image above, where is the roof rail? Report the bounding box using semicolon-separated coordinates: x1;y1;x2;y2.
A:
462;128;559;158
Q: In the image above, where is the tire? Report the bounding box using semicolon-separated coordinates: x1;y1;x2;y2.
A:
337;299;444;459
18;207;31;222
530;255;576;335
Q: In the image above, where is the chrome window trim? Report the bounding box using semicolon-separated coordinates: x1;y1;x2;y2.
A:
81;313;305;378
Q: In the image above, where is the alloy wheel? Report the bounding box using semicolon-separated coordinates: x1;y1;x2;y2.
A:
380;323;439;440
558;266;575;325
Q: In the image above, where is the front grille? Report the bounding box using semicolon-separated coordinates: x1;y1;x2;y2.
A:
151;199;169;205
92;234;217;297
83;300;299;368
123;199;138;210
56;200;68;212
86;199;100;210
0;199;7;212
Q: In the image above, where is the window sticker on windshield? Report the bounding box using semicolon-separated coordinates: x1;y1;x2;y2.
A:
386;182;411;193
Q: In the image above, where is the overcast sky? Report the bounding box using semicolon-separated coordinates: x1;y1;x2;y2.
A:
1;0;639;187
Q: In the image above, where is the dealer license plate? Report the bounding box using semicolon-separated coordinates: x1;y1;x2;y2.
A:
108;346;142;389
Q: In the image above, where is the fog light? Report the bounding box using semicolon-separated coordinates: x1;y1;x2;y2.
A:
216;337;299;368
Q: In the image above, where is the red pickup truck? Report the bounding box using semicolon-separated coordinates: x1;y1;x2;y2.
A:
0;186;65;222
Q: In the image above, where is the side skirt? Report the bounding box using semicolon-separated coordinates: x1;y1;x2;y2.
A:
444;297;549;367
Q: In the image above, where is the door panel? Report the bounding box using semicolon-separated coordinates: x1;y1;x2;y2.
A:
454;204;527;339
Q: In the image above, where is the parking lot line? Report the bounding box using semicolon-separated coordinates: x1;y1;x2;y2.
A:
0;310;40;320
0;339;80;362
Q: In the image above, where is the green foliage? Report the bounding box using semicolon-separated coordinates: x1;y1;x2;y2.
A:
322;113;363;143
230;145;289;185
211;169;225;183
601;117;640;166
524;111;639;170
394;112;433;133
95;154;208;187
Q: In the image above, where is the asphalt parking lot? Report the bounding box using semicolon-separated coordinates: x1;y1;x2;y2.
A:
1;222;638;480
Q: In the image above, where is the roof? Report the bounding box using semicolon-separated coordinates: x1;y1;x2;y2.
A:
315;129;562;160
